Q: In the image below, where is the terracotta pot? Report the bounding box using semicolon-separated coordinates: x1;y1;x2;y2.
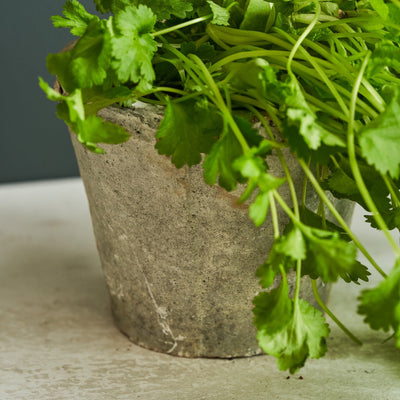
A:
70;103;353;358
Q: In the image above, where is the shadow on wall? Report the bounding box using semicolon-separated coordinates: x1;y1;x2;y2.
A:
0;1;101;183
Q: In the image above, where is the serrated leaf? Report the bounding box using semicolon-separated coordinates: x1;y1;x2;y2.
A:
358;259;400;333
111;4;157;91
133;0;194;19
301;226;359;283
359;90;400;179
274;226;307;261
51;0;99;36
204;115;262;190
256;297;330;373
47;18;112;91
207;0;231;25
253;277;292;335
155;98;222;168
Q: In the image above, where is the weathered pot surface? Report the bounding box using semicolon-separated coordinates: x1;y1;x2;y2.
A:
70;103;353;358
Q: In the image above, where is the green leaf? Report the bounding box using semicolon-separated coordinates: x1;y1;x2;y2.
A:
256;296;330;373
233;151;285;226
82;85;134;116
47;19;112;91
358;259;400;334
181;42;217;61
369;0;389;19
111;4;157;91
132;0;194;19
155;98;222;168
207;0;231;25
253;277;292;335
367;43;400;77
39;78;129;153
204;115;262;190
359;90;400;179
322;166;391;215
75;115;130;151
51;0;99;36
274;226;307;261
70;19;111;88
298;206;350;242
39;78;85;122
249;192;271;226
301;226;359;283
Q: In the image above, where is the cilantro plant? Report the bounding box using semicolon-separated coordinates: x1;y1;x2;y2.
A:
41;0;400;373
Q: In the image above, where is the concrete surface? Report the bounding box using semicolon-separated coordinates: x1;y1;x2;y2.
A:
0;178;399;399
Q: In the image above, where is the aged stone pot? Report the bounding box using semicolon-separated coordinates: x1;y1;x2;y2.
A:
69;103;353;358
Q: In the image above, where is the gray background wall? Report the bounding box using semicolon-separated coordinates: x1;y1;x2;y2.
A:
0;1;100;183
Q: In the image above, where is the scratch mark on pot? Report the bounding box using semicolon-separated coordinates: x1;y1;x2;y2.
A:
142;273;185;353
134;248;185;354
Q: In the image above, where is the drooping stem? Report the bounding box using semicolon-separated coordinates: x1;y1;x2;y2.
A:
298;158;387;278
347;52;400;258
311;280;363;346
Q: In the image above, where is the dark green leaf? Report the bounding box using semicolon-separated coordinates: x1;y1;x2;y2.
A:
155;99;222;168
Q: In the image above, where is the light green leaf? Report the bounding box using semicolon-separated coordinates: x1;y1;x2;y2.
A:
359;90;400;179
253;277;292;335
249;191;271;226
369;0;389;19
207;0;231;26
256;298;330;373
111;4;157;91
75;115;130;151
133;0;194;19
51;0;99;36
274;226;307;261
301;226;359;283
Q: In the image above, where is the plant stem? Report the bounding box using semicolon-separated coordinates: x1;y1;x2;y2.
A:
347;53;400;258
153;15;211;37
287;1;321;77
298;158;388;278
311;280;363;346
269;192;280;239
189;54;251;154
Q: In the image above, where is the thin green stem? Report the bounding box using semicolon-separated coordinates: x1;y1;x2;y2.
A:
384;175;400;207
347;53;400;258
250;106;300;218
269;192;280;239
287;1;321;77
298;158;387;278
153;15;211;37
311;280;363;346
189;54;251;154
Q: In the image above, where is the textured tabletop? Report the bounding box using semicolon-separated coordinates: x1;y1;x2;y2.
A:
0;178;399;399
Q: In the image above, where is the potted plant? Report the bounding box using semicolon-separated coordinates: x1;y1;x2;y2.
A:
40;0;400;373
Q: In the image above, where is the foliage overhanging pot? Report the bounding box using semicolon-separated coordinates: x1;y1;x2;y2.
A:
70;102;351;358
41;0;400;373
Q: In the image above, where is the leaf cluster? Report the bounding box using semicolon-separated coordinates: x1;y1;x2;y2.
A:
41;0;400;373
